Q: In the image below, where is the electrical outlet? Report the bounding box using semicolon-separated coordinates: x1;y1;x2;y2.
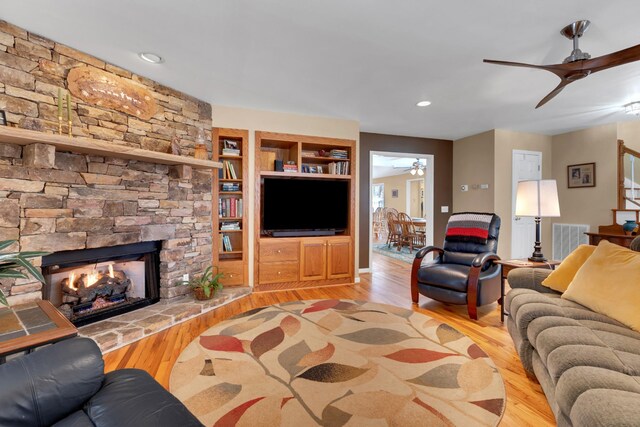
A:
480;184;489;189
182;273;189;282
460;185;469;192
441;206;449;213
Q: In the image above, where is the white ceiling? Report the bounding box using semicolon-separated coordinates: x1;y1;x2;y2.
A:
372;155;426;179
3;0;640;140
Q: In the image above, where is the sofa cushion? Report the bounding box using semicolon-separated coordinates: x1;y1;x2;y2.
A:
541;244;595;292
85;369;202;427
562;240;640;332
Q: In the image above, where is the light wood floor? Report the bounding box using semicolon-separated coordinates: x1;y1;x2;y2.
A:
104;253;555;426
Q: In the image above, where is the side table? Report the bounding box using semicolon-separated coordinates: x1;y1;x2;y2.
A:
494;259;561;322
0;300;77;363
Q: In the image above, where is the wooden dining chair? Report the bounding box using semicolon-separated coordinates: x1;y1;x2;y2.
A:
386;210;402;249
398;212;426;252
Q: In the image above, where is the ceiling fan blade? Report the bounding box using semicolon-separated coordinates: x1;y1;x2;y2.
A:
582;43;640;74
535;80;571;108
483;59;569;76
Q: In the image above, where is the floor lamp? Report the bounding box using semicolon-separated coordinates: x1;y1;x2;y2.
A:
515;180;561;262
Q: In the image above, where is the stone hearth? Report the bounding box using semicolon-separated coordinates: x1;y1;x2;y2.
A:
79;287;250;353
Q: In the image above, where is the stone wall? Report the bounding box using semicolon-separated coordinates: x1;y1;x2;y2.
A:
0;20;215;305
0;144;212;305
0;20;212;155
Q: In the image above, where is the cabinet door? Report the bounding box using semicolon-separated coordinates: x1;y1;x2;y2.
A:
327;239;352;279
300;240;326;281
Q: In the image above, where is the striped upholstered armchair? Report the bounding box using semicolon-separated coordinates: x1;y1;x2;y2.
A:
410;213;502;320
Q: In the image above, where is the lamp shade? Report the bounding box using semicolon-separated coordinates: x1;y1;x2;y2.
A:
515;179;560;217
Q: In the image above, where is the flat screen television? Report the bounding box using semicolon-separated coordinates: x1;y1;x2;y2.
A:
262;177;349;236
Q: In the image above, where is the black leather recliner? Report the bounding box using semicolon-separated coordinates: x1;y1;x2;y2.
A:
0;337;202;427
411;213;501;320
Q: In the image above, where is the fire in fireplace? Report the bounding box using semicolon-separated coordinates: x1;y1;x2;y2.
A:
41;242;161;326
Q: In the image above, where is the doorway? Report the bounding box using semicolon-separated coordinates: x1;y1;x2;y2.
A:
511;150;542;259
369;152;434;267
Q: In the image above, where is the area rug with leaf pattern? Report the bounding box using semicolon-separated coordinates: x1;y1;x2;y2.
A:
170;299;506;426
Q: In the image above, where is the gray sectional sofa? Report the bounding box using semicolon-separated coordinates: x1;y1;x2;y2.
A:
505;267;640;426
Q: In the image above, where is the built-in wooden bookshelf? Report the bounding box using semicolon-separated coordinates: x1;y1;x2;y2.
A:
254;131;356;292
212;128;249;287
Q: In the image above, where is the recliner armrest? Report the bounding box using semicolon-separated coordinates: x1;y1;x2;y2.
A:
471;252;500;268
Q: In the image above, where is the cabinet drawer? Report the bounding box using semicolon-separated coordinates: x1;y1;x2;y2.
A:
260;241;299;262
218;261;244;286
259;261;299;284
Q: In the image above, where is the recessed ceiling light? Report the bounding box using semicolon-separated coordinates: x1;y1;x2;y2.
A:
138;52;164;64
416;101;431;107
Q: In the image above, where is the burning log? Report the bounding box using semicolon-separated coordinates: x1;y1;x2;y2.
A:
61;265;131;304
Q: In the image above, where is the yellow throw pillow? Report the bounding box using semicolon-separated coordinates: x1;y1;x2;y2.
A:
541;244;596;292
562;240;640;332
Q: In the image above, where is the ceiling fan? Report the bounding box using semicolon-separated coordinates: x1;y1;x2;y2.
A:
394;158;425;176
484;20;640;108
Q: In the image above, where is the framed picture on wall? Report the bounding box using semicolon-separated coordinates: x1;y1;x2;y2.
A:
391;189;399;198
567;162;596;188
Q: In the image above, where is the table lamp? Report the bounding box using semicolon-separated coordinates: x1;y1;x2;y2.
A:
515;179;560;262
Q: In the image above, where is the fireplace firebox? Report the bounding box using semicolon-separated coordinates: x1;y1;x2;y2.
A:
41;241;161;327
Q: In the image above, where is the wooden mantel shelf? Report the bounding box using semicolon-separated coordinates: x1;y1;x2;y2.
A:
0;126;222;169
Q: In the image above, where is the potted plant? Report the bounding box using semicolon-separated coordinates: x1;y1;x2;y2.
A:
0;240;48;307
182;266;224;300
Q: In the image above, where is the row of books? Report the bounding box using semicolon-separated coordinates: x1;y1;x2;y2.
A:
328;161;349;175
219;197;242;218
222;160;239;179
330;149;348;159
221;182;240;192
221;235;234;252
220;221;240;231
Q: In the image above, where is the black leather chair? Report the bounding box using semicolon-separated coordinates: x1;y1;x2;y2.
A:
411;213;501;320
0;337;202;427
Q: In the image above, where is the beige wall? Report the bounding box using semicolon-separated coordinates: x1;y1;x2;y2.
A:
211;105;360;285
494;130;553;259
551;124;618;233
373;172;418;213
452;129;553;259
452;130;495;213
618;121;640;151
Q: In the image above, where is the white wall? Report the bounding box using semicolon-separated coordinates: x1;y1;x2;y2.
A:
212;105;360;285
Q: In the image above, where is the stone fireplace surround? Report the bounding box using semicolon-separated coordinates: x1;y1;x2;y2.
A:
0;140;214;307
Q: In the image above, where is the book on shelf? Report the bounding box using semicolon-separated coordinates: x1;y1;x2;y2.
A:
220;221;241;230
328;161;350;175
220;234;234;252
218;197;242;218
223;160;238;179
222;148;241;156
221;183;241;192
329;149;348;159
301;150;317;157
283;164;298;172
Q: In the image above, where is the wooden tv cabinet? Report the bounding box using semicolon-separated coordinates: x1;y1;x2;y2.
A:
254;131;356;292
255;236;353;291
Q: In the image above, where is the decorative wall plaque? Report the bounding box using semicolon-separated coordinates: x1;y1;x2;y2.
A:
67;67;158;120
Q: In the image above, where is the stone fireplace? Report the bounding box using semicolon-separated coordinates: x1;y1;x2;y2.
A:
0;19;217;311
41;241;161;326
0;143;214;308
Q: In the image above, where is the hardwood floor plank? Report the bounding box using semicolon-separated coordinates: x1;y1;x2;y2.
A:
103;253;555;425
